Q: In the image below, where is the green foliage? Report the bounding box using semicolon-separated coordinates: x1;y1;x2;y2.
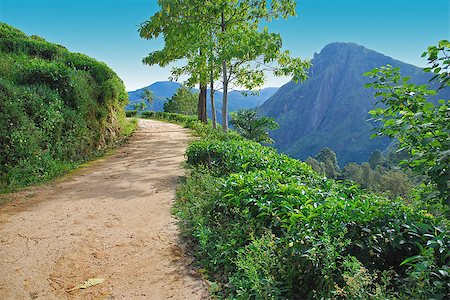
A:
0;22;131;191
365;46;450;204
422;40;450;90
140;111;199;128
125;110;138;117
139;0;310;130
304;146;417;200
229;108;279;143
186;137;314;178
315;147;339;179
340;162;414;199
305;156;324;175
176;124;449;299
131;101;146;115
142;88;154;111
163;86;197;116
369;149;384;169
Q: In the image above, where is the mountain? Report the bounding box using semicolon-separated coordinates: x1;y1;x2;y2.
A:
128;81;182;111
227;88;279;111
127;82;278;116
259;42;450;166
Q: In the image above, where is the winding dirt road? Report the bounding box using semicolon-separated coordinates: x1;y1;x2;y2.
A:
0;119;209;299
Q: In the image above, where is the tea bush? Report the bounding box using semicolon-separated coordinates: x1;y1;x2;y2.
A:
176;124;450;299
140;111;199;127
126;110;138;117
0;22;132;191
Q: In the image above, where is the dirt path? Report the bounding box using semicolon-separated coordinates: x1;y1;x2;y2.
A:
0;119;209;300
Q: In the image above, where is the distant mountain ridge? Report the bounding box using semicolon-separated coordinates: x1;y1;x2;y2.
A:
127;81;181;111
127;82;278;117
259;42;450;165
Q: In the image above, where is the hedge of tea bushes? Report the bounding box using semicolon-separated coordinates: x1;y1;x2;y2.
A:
175;125;449;299
0;23;132;191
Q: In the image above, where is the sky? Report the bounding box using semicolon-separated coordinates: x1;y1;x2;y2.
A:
1;0;449;91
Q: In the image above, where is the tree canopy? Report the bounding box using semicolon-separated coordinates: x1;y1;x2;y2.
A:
163;86;198;116
229;108;279;143
365;40;450;205
139;0;310;130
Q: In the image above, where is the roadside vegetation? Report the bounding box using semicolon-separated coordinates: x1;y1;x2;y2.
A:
0;23;134;192
167;41;450;299
173;121;448;299
1;1;448;297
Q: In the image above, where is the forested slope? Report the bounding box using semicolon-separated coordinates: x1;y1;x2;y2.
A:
0;23;131;191
260;42;450;165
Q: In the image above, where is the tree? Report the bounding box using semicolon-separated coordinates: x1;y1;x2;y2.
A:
229;108;279;143
315;148;339;179
341;162;413;199
342;162;362;183
215;1;310;131
423;40;450;90
163;86;197;116
378;170;413;199
131;101;146;115
139;0;211;124
359;162;374;189
139;0;310;131
305;156;324;175
364;40;450;204
142;89;154;111
369;149;383;169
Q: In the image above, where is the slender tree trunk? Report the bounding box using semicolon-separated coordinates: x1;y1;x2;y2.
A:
197;83;202;122
197;49;208;124
198;84;207;124
210;68;217;128
201;85;207;124
221;11;228;132
209;29;217;129
221;61;228;131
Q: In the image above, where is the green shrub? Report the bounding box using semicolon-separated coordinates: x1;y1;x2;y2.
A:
125;110;138;117
229;108;280;143
140;111;199;127
0;22;28;39
176;124;450;299
186;137;316;178
0;38;64;60
0;22;132;191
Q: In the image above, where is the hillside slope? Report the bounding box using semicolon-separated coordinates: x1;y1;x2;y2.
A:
260;42;450;165
0;23;130;190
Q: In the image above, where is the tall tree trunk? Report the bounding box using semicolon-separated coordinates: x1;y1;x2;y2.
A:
221;61;228;131
201;85;207;124
197;83;202;121
221;12;228;132
209;29;217;129
210;68;217;128
198;84;207;124
197;49;208;124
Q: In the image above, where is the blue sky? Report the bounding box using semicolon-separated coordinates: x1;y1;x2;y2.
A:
1;0;449;91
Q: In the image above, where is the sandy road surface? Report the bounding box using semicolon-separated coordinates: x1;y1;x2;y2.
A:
0;119;209;299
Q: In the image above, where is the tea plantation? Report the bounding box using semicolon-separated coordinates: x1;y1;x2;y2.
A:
0;23;133;191
175;122;449;299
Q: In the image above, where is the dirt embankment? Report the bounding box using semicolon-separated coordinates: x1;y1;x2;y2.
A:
0;119;209;299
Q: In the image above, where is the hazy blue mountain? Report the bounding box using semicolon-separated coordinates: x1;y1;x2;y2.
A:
127;81;182;111
259;42;450;166
127;82;277;116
